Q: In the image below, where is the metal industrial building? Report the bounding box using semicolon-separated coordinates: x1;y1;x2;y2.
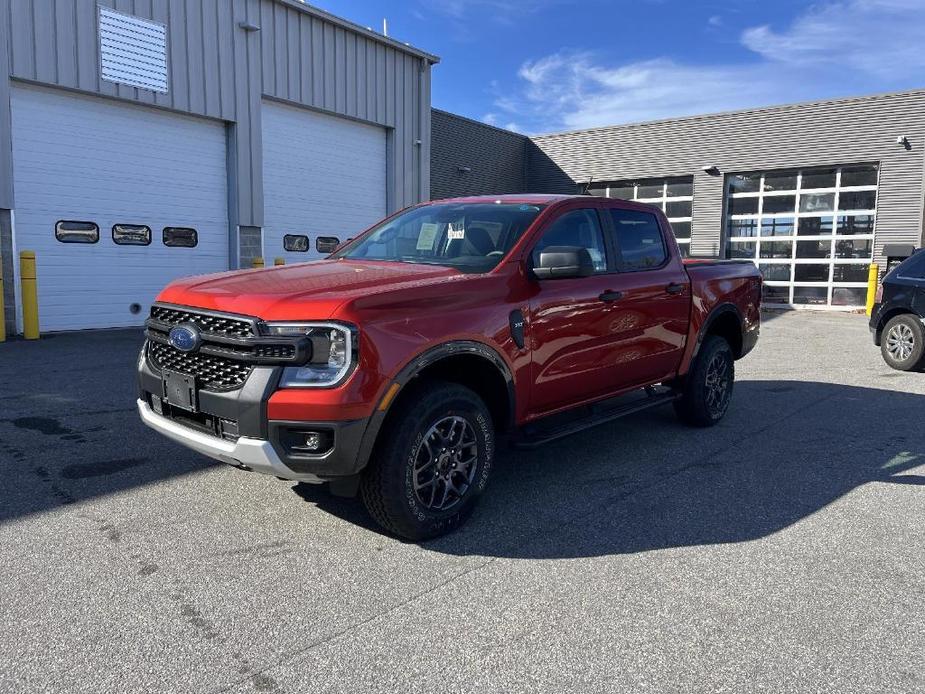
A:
0;0;436;334
436;91;925;310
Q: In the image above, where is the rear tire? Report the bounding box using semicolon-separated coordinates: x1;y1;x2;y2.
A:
673;335;735;427
360;381;494;541
881;314;925;371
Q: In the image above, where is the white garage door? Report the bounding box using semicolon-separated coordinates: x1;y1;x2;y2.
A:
11;86;229;332
262;101;387;264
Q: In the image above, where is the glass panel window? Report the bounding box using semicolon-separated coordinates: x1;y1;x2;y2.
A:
834;238;872;259
677;244;690;258
671;221;691;239
763;171;798;192
728;173;760;194
761;217;794;236
831;287;867;306
635;180;664;199
801;168;837;189
608;185;635;200
797;217;834;236
763;285;790;303
763;195;796;214
283;234;309;252
727;241;756;258
839;189;876;211
316;236;340;253
794;264;830;282
112;224;151;246
665;178;693;197
760;241;793;259
840;164;878;187
797;240;832;258
534;209;607;273
832;264;870;282
792;286;828;305
665;199;692;218
728;197;759;216
836;214;874;235
608;208;667;270
587;186;608;198
799;192;835;213
759;263;791;281
728;219;758;238
56;221;99;244
163;227;198;248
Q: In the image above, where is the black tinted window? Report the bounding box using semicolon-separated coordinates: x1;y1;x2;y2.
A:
609;209;668;270
56;221;99;244
532;209;607;273
163;227;198;248
112;224;151;246
284;234;309;252
896;251;925;279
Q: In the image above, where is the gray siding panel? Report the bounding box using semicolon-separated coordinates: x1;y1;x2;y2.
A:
3;0;435;224
430;109;529;200
529;91;925;261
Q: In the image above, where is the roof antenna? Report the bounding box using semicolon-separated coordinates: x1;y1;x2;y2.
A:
580;176;594;195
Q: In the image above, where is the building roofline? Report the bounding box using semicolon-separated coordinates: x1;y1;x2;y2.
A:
531;86;925;140
431;108;530;139
275;0;440;64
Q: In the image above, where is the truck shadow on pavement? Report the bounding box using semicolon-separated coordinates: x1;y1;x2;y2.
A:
297;379;925;557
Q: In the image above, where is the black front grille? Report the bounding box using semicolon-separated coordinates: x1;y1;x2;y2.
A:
150;305;255;338
149;341;252;391
254;344;296;359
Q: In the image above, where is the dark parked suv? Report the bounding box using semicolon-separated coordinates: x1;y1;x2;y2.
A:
870;249;925;371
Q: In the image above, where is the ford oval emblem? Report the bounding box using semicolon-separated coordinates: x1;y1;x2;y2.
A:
168;324;201;353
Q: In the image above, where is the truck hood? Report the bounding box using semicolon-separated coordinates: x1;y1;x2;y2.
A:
156;259;462;320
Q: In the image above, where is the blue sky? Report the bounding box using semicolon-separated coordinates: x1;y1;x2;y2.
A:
314;0;925;135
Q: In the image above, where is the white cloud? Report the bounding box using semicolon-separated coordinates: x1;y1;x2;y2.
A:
500;0;925;133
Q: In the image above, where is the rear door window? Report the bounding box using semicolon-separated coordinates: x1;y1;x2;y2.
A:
608;208;668;270
896;251;925;279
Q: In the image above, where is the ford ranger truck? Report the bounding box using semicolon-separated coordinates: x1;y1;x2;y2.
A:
138;195;761;540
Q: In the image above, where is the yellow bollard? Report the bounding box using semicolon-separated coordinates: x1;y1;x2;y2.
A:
0;255;6;343
274;257;285;266
252;256;264;269
20;250;39;340
865;263;879;316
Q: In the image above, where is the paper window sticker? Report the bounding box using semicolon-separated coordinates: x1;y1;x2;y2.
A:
448;222;465;240
416;222;440;250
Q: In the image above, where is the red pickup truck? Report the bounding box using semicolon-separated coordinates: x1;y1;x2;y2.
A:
138;195;761;539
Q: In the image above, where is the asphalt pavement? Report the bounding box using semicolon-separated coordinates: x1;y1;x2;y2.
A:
0;310;923;693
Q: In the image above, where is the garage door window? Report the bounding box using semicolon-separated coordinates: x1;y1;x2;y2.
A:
56;221;99;244
283;234;309;252
725;163;878;307
589;176;693;256
316;237;340;254
112;224;151;246
163;227;198;248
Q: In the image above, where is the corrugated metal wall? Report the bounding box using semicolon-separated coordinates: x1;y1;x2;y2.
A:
430;109;529;199
529;91;925;260
0;0;435;224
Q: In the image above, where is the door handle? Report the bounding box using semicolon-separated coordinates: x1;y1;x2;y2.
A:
666;282;685;295
599;290;623;303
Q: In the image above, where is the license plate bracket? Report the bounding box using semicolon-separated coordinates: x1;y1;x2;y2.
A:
163;370;198;413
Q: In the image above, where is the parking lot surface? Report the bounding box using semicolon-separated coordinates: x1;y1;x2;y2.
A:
1;311;923;693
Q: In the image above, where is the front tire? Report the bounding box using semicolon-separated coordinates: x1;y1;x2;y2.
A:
674;335;735;427
881;314;925;371
360;381;494;541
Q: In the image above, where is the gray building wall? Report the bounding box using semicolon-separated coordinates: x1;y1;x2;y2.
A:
0;0;435;235
529;90;925;261
430;109;529;199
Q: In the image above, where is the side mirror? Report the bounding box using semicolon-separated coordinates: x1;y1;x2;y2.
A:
532;246;595;280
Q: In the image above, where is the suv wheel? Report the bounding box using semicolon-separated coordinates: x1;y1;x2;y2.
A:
673;335;735;427
881;314;925;371
361;381;494;541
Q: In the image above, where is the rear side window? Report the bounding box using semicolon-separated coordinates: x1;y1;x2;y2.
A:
608;209;667;270
163;227;198;248
532;209;607;272
56;221;99;244
896;251;925;279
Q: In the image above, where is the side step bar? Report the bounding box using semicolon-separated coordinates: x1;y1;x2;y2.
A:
512;389;680;450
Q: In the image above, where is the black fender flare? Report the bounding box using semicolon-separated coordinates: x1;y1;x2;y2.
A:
693;303;744;360
349;340;516;477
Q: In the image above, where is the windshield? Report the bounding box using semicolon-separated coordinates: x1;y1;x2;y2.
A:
331;202;545;273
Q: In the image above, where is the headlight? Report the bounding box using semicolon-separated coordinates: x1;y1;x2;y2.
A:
264;322;357;387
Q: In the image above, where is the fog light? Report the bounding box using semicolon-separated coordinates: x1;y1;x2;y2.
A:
304;432;323;451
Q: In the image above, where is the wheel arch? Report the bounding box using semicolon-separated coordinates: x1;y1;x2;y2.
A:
696;303;745;359
875;306;918;344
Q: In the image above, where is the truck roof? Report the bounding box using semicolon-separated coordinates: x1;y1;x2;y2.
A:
426;194;577;205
